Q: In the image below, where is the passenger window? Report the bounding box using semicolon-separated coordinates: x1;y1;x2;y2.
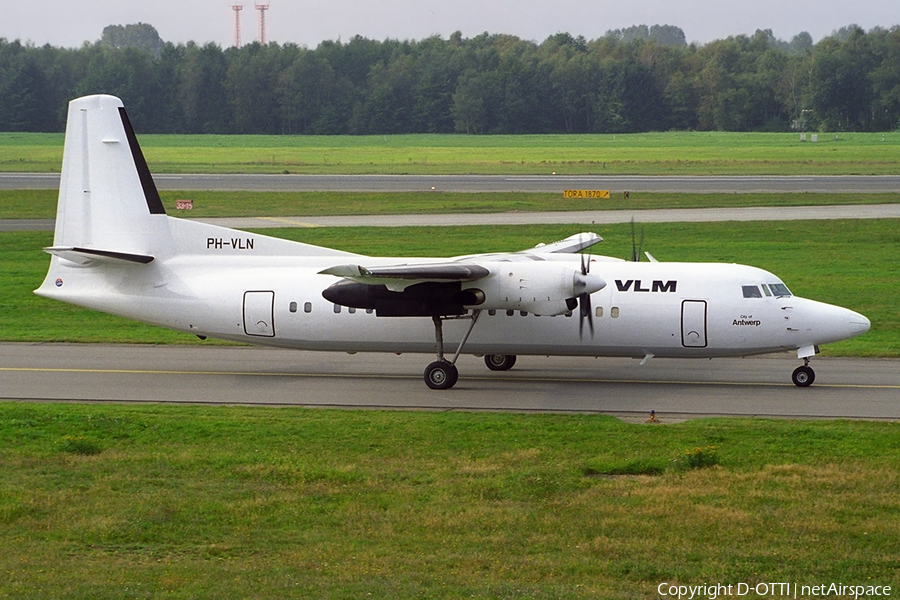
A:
348;307;356;314
333;304;341;313
742;285;763;298
488;309;496;316
366;308;374;314
304;302;312;313
611;307;619;318
506;310;515;316
595;307;603;318
289;301;298;313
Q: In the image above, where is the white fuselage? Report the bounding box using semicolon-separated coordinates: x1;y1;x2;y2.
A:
36;218;870;361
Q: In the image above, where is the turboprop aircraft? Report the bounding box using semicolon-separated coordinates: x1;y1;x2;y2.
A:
35;95;871;389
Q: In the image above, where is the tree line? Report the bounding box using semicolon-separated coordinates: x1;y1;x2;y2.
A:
2;23;899;134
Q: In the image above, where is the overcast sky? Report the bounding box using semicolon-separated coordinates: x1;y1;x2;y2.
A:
5;0;898;49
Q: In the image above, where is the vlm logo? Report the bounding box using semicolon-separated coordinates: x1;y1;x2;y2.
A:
615;279;677;293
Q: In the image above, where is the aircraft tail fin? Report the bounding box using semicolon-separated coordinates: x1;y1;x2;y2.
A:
50;94;171;259
46;94;354;263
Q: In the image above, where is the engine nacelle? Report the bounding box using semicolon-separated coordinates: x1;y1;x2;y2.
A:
462;262;605;315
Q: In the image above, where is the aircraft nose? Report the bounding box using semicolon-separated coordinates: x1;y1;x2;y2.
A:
798;299;870;345
848;310;871;335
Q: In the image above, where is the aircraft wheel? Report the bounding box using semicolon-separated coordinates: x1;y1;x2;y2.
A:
424;361;459;390
484;354;517;371
792;365;815;387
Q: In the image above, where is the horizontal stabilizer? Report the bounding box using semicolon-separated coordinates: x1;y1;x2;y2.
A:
44;246;154;265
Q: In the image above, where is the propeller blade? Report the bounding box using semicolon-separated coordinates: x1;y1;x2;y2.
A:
578;292;594;339
579;300;584;338
585;294;594;337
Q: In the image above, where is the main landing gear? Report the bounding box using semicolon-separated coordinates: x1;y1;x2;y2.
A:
484;354;517;371
424;310;482;390
791;357;816;387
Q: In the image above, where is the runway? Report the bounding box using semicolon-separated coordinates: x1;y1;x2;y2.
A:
200;203;900;229
2;344;898;421
4;172;900;193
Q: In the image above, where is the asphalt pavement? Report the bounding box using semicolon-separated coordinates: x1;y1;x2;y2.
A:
2;344;898;420
5;204;900;232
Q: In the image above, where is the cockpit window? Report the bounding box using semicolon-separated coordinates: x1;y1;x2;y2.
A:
769;283;792;298
742;285;763;298
761;284;772;297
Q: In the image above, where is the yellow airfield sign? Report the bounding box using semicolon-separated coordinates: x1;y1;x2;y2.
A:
563;189;610;199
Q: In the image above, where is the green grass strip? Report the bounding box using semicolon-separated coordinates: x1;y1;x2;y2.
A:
2;189;899;220
0;402;898;598
3;131;900;175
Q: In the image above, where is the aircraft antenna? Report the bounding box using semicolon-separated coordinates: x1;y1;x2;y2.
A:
629;216;644;262
231;5;244;48
255;3;270;44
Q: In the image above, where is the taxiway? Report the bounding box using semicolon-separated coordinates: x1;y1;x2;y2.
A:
2;344;897;421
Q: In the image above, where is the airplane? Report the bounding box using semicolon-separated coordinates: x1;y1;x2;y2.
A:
35;95;871;390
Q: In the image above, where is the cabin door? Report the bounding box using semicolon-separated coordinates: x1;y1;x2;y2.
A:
681;299;707;348
243;290;275;337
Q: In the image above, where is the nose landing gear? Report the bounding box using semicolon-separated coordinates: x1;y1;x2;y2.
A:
792;357;816;387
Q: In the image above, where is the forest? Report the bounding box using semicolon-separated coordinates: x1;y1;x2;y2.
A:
1;23;899;135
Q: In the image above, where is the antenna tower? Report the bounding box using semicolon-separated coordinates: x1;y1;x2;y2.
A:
231;5;243;48
255;3;270;44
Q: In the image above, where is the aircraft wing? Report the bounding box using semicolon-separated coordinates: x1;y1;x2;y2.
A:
319;232;607;315
528;232;602;254
319;262;490;292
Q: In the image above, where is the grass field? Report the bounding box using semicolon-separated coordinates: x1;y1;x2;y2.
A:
2;131;900;175
1;402;898;599
2;220;896;356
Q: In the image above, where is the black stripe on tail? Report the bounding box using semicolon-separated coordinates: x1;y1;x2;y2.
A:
118;107;166;215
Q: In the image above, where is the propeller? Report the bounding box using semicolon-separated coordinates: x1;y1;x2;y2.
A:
577;251;594;339
568;232;606;339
